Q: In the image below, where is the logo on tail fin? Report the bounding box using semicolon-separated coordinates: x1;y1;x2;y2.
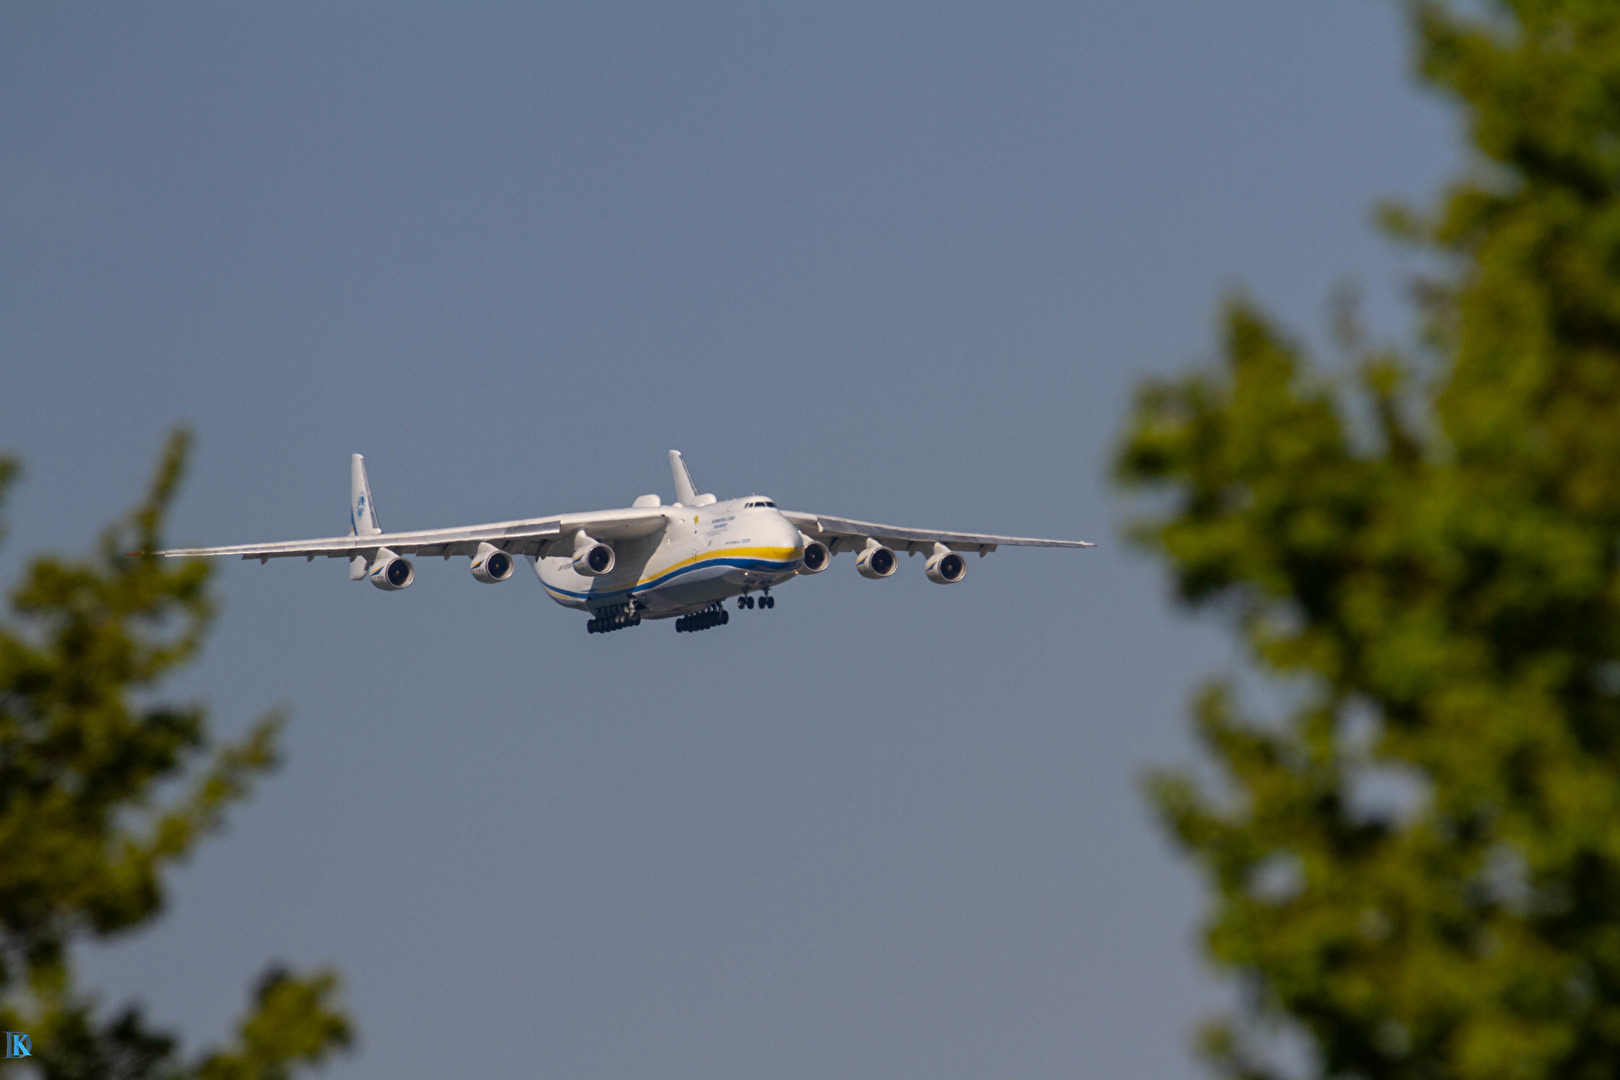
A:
351;454;381;536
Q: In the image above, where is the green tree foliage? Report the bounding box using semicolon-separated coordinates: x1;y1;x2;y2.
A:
1116;2;1620;1077
0;431;351;1079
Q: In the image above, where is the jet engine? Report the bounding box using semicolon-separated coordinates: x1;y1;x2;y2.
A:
470;542;514;584
856;538;897;579
924;543;966;584
368;548;414;591
798;535;830;574
572;531;616;576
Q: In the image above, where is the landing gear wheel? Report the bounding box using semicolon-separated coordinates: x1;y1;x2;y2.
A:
677;604;729;633
587;603;642;635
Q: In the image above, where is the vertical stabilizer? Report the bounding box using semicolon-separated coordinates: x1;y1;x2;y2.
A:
669;450;699;507
350;454;381;535
350;454;380;580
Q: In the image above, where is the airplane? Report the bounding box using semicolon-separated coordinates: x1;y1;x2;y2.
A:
156;451;1093;634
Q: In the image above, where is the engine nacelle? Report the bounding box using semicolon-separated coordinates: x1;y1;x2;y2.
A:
571;531;616;576
925;543;966;584
368;547;414;591
856;538;897;579
798;535;830;574
470;542;514;584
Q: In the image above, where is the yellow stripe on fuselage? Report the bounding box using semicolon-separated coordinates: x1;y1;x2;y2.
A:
637;545;799;586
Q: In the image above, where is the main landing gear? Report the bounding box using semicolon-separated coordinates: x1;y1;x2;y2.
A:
676;603;729;633
737;589;774;611
587;602;641;634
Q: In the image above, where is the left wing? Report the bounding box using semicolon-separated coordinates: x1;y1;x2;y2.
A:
155;507;669;563
781;511;1093;556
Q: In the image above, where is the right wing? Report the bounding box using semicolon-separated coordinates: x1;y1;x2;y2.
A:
781;511;1094;555
154;507;669;563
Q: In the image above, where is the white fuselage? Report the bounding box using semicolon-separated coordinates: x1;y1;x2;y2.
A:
533;497;804;618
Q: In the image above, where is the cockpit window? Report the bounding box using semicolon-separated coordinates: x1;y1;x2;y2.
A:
744;499;776;508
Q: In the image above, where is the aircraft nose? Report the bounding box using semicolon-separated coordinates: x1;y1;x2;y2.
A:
772;512;805;557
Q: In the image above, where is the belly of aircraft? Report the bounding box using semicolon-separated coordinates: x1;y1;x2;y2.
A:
534;550;799;617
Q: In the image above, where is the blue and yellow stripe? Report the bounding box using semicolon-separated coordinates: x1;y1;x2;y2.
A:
540;545;800;602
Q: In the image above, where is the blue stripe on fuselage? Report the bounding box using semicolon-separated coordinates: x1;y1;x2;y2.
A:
541;554;798;601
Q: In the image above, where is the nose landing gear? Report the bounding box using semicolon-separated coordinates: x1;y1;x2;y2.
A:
737;589;775;611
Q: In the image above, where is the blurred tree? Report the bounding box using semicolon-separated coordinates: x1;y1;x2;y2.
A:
0;430;351;1079
1116;2;1620;1077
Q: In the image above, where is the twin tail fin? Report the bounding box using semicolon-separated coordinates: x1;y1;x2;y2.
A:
668;450;716;507
349;454;381;580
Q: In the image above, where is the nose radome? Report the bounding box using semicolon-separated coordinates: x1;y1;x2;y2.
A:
770;513;804;555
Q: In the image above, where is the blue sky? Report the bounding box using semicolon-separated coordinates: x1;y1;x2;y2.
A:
2;5;1454;1078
